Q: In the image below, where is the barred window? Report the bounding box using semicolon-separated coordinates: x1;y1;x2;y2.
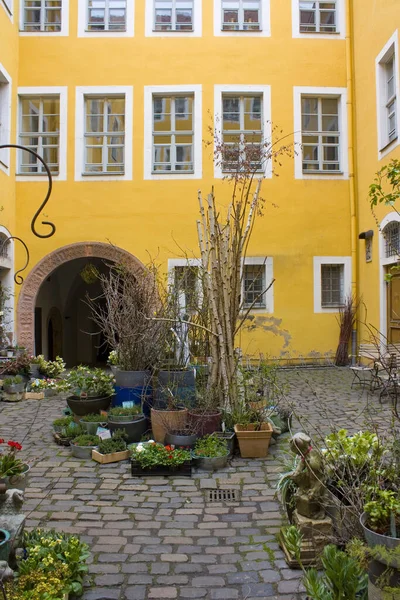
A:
23;0;61;31
243;264;266;309
19;95;60;174
321;264;344;307
384;222;400;258
174;265;199;312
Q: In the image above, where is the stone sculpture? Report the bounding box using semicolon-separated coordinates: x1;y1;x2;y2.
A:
289;432;325;519
0;487;26;568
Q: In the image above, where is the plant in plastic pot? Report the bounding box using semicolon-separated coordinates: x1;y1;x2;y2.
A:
70;433;99;459
65;366;115;416
108;405;147;443
192;433;229;471
360;489;400;568
0;439;29;490
79;413;108;435
3;375;25;394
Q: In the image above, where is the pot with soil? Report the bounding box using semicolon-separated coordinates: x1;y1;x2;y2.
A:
188;409;222;436
79;414;108;436
151;404;188;444
65;366;115;416
66;394;114;417
165;429;198;448
214;431;236;456
192;434;230;471
3;376;26;394
108;406;148;443
70;434;99;459
360;512;400;569
114;369;152;415
0;463;30;492
234;422;273;458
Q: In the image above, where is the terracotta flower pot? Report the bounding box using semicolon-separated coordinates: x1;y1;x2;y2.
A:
234;422;273;458
151;407;188;443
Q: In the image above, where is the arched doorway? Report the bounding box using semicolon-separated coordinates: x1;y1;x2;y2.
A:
17;242;146;361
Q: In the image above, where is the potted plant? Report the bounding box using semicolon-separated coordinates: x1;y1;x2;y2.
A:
0;439;29;490
53;422;83;447
360;489;400;568
0;529;11;563
70;433;99;459
92;430;129;464
151;391;188;444
130;441;192;477
65;366;115;416
79;413;108;435
165;427;198;449
3;375;26;394
108;405;147;443
192;433;230;471
107;350;120;375
53;415;75;434
29;355;42;378
233;405;273;458
38;355;66;379
0;353;31;379
30;377;67;397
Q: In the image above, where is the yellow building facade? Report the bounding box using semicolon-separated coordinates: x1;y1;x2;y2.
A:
0;0;398;364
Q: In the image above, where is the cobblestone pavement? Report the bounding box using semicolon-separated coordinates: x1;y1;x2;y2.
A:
0;368;394;600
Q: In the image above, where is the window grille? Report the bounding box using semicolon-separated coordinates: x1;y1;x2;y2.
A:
299;1;336;33
222;0;260;31
154;0;193;31
321;264;344;307
385;57;397;144
84;96;125;174
87;0;126;31
243;264;266;309
384;222;400;258
23;0;62;31
0;234;9;259
152;95;194;173
19;96;60;174
302;96;340;172
222;94;263;172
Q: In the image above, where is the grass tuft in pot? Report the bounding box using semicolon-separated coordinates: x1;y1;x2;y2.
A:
71;434;99;447
193;433;229;458
80;413;108;422
108;405;143;418
98;430;127;455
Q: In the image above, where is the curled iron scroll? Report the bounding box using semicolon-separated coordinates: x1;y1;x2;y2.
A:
0;144;55;238
0;236;30;285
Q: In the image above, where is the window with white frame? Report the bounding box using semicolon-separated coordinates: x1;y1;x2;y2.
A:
385;56;397;144
222;94;263;171
0;67;11;170
243;263;266;309
321;264;344;307
18;95;60;174
154;0;193;31
301;96;340;173
87;0;126;31
174;264;200;313
299;1;336;33
152;94;194;173
376;34;399;155
221;0;260;31
22;0;62;31
384;221;400;259
84;96;125;174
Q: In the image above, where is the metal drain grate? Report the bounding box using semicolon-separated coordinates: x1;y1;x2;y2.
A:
206;489;240;503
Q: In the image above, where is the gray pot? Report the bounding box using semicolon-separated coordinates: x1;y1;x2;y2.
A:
3;382;25;394
115;370;151;388
79;419;107;435
70;443;98;459
30;364;40;378
192;452;229;471
360;512;400;568
214;432;236;456
0;529;11;562
108;415;147;444
0;463;30;491
165;431;198;448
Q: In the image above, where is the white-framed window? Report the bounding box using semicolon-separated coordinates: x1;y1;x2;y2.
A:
214;0;270;37
383;221;400;259
20;0;68;34
221;94;263;172
75;86;133;181
293;86;348;179
17;87;67;181
376;31;399;158
0;64;12;173
168;258;202;315
78;0;134;36
242;257;273;312
144;85;202;180
145;0;201;37
292;0;344;39
313;256;351;313
214;85;271;179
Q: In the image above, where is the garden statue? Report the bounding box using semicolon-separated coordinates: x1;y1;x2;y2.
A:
0;487;26;568
289;432;325;519
0;560;14;581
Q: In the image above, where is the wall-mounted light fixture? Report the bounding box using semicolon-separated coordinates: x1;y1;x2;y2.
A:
359;230;374;262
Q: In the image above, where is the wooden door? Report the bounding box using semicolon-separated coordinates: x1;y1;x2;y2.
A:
387;271;400;347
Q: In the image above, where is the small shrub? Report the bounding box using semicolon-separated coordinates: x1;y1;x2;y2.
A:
71;434;99;447
193;433;228;458
53;416;74;427
98;431;127;454
108;405;142;417
80;413;108;422
3;375;23;385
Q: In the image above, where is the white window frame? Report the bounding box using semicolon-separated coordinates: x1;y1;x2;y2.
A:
146;0;201;37
379;212;400;341
214;84;271;179
242;257;274;313
376;31;400;159
0;63;12;174
293;86;348;180
17;86;67;181
75;86;133;181
78;0;134;37
0;225;15;344
313;256;351;313
292;0;344;39
144;84;202;180
1;0;13;21
214;0;270;37
167;258;203;314
20;0;68;35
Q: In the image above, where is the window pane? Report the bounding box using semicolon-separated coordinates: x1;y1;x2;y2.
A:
244;264;265;308
321;264;343;306
155;8;171;29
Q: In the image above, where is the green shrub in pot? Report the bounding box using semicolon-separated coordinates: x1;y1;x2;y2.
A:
71;434;99;447
192;433;229;471
108;405;143;420
98;430;127;455
65;366;115;398
38;355;66;378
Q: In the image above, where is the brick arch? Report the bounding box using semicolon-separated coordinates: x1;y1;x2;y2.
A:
17;242;146;354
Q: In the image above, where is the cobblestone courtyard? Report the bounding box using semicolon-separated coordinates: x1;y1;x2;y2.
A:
0;368;394;600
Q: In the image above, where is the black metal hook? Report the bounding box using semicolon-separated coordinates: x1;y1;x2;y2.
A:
0;236;30;285
0;144;55;238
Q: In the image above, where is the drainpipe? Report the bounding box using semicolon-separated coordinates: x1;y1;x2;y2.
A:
346;0;358;365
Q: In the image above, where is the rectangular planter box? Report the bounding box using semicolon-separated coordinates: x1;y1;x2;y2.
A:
92;449;130;464
131;459;192;477
25;392;45;400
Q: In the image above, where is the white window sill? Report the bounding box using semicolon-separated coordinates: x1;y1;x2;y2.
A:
82;171;125;176
152;29;194;33
379;136;398;153
152;170;194;175
85;28;127;33
302;170;343;176
299;30;340;35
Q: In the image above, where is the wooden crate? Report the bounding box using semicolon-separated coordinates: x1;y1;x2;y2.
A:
130;459;192;477
92;449;130;464
25;392;45;400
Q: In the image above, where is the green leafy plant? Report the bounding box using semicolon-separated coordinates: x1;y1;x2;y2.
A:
107;350;119;365
71;434;99;447
108;405;142;417
38;355;66;378
364;489;400;535
53;416;74;427
80;413;108;422
65;365;115;398
29;355;42;365
98;430;127;454
3;375;23;385
0;439;24;478
193;433;228;458
130;442;191;469
30;378;69;392
59;423;84;440
0;352;31;376
5;528;90;599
